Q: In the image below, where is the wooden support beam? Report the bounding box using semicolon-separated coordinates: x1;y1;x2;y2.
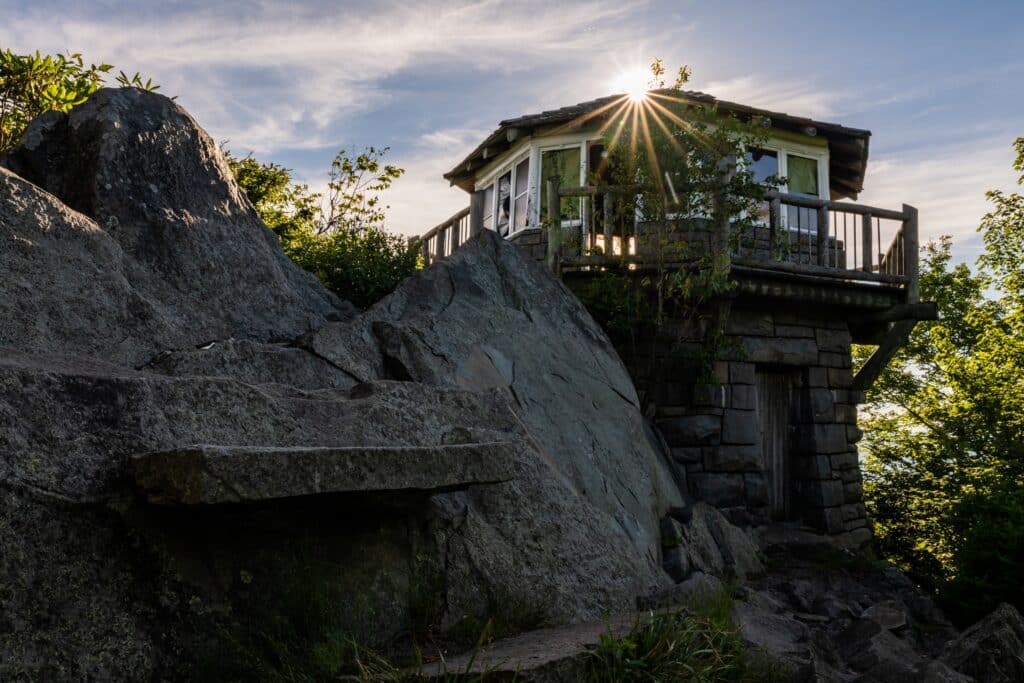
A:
848;302;938;325
861;212;873;272
817;204;830;267
903;204;919;303
852;320;917;391
469;191;485;238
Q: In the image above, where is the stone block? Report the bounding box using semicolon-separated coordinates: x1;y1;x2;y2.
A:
819;351;852;368
705;444;761;472
830;451;859;471
806;387;835;423
847;424;864;444
835;403;858;424
711;361;730;384
849;527;873;546
726;309;773;336
775;324;815;338
721;409;759;445
806;366;829;387
800;479;845;508
131;443;518;505
658;414;721;446
841;503;866;522
834;388;866;404
671;447;703;464
692;384;727;408
800;424;849;455
840;467;863;485
730;384;756;410
845;517;868;531
729;362;756;385
689;472;746;507
744;473;768;506
815;327;852;352
828;367;853;388
844;481;864;502
743;337;818;365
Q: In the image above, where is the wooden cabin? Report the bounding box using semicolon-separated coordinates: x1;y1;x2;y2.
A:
419;90;934;544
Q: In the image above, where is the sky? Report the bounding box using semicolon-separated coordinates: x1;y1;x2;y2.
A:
3;0;1023;263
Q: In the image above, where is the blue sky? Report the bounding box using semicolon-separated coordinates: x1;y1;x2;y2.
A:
3;0;1023;261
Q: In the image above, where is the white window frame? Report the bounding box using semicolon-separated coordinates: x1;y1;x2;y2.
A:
475;149;532;236
535;137;589;229
743;139;829;229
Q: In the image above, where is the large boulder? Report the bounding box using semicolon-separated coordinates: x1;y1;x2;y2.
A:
942;603;1024;683
0;88;350;367
0;90;683;679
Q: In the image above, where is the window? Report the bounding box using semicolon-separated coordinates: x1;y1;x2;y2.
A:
747;148;779;184
513;157;530;232
786;154;818;196
539;146;582;222
495;171;512;236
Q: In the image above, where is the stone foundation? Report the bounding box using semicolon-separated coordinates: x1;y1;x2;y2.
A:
508;232;871;544
642;303;870;543
507;227;547;263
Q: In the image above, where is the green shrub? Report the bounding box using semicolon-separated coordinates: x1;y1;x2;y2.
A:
583;591;777;682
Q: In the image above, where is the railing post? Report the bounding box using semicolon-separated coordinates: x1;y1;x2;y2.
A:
603;192;613;258
861;212;873;272
768;195;781;258
546;176;561;274
903;204;919;303
450;217;461;251
469;191;485;238
817;204;831;267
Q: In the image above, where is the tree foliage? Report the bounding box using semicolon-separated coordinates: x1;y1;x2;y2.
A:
0;48;158;154
575;61;777;381
225;146;419;309
860;137;1024;624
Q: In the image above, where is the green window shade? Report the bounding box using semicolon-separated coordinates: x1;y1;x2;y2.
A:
787;154;819;196
540;148;582;221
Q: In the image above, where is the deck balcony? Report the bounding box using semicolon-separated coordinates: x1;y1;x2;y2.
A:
419;184;920;310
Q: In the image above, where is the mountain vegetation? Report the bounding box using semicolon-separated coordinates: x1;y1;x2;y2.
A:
860;137;1024;624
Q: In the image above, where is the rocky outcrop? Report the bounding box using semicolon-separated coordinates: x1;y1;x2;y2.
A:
0;88;1019;682
941;603;1024;683
0;88;350;368
0;89;684;678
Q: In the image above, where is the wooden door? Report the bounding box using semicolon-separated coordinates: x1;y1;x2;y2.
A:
758;371;793;520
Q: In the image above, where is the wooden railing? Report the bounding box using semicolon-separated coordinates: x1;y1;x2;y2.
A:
420;207;471;267
551;179;919;302
417;180;919;302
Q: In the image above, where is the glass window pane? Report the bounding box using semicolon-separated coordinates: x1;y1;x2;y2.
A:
747;148;778;184
482;184;495;231
540;147;582;221
787;154;818;196
496;171;511;236
513;157;530;232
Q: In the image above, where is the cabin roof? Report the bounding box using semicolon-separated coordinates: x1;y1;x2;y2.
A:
443;89;872;199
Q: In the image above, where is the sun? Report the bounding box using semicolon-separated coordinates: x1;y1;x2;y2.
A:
609;67;651;102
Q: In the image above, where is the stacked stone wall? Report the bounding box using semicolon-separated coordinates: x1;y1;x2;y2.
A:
638;304;870;544
507;227;547;263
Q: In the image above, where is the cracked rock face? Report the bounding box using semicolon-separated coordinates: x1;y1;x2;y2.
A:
0;89;682;678
0;88;351;368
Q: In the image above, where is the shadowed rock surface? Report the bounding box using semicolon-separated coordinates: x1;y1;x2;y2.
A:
0;89;1019;682
0;89;682;679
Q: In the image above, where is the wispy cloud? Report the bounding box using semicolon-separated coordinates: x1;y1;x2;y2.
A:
858;136;1020;261
3;0;648;152
701;75;842;120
